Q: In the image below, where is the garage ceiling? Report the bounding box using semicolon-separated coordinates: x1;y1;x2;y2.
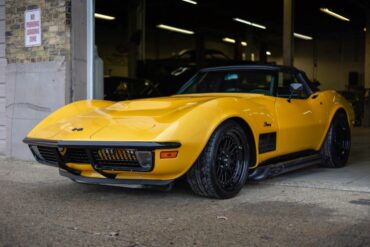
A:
96;0;368;38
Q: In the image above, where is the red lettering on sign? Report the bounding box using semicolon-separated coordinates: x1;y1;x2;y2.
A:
27;29;39;35
29;36;36;42
26;21;39;28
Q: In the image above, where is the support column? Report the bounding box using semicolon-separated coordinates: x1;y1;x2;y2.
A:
234;37;243;61
86;0;94;99
71;0;88;101
195;30;205;69
127;0;145;78
259;42;267;63
364;12;370;127
283;0;294;66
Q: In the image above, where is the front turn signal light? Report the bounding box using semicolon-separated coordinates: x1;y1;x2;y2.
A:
160;151;178;159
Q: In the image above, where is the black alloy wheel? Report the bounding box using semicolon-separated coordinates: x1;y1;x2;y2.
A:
320;112;351;168
187;120;250;199
215;132;245;192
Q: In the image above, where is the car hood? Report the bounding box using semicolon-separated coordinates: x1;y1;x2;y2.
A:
32;94;265;141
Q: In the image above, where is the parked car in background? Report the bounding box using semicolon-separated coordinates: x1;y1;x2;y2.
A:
104;76;161;101
137;49;232;95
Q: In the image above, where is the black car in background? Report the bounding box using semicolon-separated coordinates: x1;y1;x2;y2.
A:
104;76;161;101
137;49;232;95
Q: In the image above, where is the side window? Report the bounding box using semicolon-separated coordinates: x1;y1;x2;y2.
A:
276;72;308;99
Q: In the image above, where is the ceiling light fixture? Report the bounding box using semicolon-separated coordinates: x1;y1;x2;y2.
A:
222;37;247;47
181;0;197;5
94;13;116;20
266;51;271;56
222;37;236;44
233;17;267;30
156;24;195;35
320;8;350;22
294;32;313;40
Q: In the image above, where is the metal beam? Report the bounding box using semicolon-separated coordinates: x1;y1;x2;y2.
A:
364;12;370;127
283;0;294;66
86;0;95;99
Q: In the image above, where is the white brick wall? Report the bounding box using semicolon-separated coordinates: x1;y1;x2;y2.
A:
0;6;4;20
0;1;5;156
0;20;4;43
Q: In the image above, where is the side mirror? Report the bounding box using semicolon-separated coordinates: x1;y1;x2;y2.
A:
288;83;304;102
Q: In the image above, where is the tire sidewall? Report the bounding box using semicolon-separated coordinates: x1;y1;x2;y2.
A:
331;114;351;167
323;112;351;168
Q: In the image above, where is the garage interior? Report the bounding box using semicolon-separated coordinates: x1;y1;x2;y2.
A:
1;0;370;246
93;0;370;127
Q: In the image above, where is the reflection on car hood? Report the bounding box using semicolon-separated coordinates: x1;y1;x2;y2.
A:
34;93;266;141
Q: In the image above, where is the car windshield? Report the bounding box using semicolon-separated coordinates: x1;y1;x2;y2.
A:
178;69;278;95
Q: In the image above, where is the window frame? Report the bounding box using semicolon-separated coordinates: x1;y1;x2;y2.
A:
275;71;312;100
177;66;314;99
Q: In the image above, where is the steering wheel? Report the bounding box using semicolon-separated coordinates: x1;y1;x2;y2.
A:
225;88;243;92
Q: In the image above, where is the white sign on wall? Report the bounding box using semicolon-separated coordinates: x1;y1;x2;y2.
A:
24;9;42;47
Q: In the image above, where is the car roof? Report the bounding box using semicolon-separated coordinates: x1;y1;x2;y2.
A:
200;64;300;73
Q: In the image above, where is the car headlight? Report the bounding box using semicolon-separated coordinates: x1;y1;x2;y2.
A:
135;151;153;169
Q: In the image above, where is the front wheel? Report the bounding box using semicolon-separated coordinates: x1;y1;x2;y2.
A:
320;112;351;168
187;121;250;199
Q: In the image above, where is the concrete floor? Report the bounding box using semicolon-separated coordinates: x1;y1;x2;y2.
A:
0;128;369;247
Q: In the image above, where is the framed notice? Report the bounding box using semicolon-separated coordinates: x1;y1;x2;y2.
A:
25;9;42;47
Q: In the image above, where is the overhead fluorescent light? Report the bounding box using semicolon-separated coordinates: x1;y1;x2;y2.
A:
233;17;267;30
156;24;194;35
222;37;236;44
266;51;271;56
320;8;350;22
294;32;313;40
94;13;115;20
364;27;367;32
222;37;248;46
181;0;197;5
241;41;248;47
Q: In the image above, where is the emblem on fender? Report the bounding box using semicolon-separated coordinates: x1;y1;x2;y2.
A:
72;128;83;132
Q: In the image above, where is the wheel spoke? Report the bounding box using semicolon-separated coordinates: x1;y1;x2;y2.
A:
215;131;246;190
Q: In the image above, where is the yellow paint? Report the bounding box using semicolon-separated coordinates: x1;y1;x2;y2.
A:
27;91;354;181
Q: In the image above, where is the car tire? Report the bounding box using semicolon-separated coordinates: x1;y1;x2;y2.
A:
320;112;351;168
187;120;250;199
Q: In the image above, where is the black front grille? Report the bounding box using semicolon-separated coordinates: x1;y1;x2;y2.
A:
63;148;90;163
31;146;150;172
37;146;58;164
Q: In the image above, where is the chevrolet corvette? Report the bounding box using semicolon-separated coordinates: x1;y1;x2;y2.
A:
24;65;354;198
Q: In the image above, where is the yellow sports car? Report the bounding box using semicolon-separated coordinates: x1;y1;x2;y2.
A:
24;65;355;198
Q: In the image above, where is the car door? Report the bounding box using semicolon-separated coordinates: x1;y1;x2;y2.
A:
274;71;328;156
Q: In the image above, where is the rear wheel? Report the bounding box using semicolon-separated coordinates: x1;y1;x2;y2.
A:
320;112;351;168
187;121;250;199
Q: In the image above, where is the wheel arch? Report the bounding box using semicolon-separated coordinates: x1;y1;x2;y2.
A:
318;107;350;150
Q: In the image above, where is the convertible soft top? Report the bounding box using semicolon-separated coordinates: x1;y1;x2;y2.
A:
200;64;300;73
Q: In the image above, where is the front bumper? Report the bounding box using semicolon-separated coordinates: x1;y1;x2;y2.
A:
23;137;181;185
59;169;173;186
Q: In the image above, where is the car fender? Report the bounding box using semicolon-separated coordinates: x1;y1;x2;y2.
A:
156;96;277;177
316;90;355;149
